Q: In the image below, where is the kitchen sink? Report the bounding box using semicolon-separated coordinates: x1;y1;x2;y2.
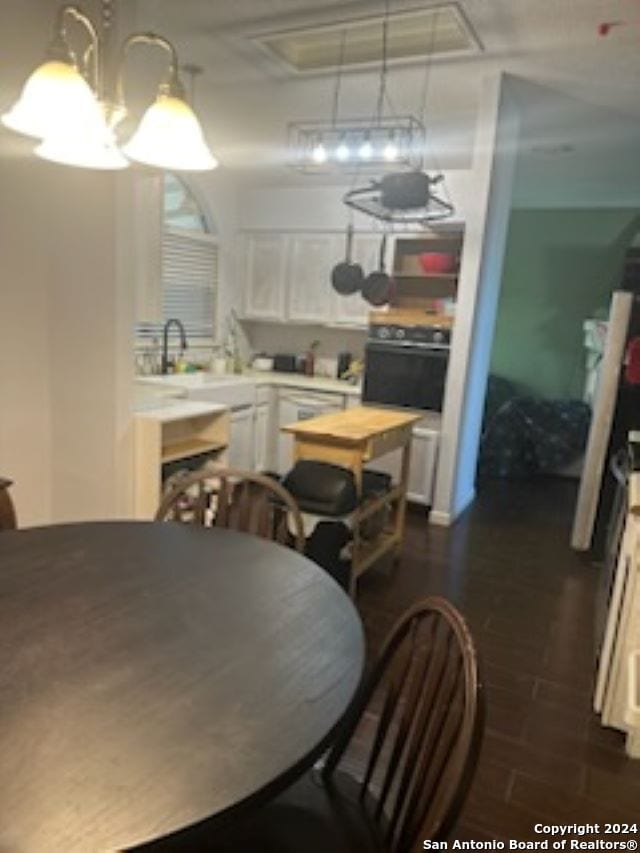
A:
135;373;255;409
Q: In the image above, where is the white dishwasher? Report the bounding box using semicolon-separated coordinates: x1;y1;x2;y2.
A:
278;390;345;475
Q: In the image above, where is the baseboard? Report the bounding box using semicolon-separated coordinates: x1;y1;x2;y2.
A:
429;509;452;527
429;487;476;527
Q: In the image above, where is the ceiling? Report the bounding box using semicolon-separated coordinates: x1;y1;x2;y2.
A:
131;0;640;204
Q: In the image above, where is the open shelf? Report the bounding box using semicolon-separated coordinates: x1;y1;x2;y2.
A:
393;272;458;281
161;439;226;465
135;408;230;518
393;278;457;303
353;530;400;577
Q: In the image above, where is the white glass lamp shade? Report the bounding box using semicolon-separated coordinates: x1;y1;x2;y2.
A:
34;94;128;170
123;93;218;172
35;129;129;170
1;60;100;140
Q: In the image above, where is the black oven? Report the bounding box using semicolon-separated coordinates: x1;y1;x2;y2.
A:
362;324;451;412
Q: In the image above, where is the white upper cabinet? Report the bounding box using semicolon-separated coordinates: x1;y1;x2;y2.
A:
287;234;335;323
243;234;288;320
241;230;383;327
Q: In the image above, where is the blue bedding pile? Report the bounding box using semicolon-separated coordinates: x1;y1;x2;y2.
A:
478;377;590;479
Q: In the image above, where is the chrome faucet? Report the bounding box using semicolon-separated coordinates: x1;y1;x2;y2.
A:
161;318;188;374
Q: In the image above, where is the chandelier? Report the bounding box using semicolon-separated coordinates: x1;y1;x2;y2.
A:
1;1;218;172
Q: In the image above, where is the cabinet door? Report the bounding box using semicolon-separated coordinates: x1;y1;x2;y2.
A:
331;234;379;327
254;404;269;473
244;235;287;320
407;429;439;506
228;407;255;469
367;428;439;506
276;390;346;475
287;234;334;323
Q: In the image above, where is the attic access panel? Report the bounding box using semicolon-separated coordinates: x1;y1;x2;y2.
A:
253;3;482;73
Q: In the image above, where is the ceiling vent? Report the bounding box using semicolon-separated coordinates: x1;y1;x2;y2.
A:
253;3;481;73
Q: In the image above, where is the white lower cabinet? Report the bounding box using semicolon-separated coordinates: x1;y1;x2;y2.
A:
407;428;439;505
228;406;255;469
276;388;346;475
368;427;439;506
254;404;270;472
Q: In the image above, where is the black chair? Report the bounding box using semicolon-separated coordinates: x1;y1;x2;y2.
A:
209;596;485;852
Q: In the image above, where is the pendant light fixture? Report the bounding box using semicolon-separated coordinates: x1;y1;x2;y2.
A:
288;9;425;174
1;2;218;172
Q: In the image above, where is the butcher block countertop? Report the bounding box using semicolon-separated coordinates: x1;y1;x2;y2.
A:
282;405;422;446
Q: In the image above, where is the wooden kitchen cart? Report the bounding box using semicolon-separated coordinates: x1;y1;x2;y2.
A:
282;406;422;596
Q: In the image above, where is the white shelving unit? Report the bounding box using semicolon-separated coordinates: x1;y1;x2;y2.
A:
134;401;229;519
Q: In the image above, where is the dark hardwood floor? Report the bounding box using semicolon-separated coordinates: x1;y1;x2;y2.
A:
357;476;640;843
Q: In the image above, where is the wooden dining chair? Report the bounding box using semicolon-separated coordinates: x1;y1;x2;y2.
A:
206;596;484;853
155;466;306;553
0;478;17;532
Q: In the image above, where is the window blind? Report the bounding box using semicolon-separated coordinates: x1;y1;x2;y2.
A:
162;228;218;339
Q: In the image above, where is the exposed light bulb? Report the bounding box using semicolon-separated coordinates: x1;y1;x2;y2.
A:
358;139;373;160
383;141;399;161
336;142;350;161
311;142;327;163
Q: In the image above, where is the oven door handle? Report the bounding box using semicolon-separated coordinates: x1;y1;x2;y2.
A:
365;342;450;355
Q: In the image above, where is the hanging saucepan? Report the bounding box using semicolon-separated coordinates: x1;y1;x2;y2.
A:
362;233;393;306
331;222;364;295
380;170;431;210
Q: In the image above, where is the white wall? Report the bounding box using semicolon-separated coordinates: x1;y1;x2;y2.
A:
432;73;521;525
0;159;53;525
238;170;473;233
0;0;137;525
44;167;135;522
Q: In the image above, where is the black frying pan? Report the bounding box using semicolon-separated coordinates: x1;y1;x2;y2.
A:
362;233;393;306
331;223;364;295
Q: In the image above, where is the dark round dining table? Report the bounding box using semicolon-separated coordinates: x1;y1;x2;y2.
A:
0;521;365;852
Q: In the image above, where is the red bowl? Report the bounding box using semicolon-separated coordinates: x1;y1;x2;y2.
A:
418;252;458;275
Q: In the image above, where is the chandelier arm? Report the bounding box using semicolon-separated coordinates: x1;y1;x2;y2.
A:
58;5;102;97
115;32;183;118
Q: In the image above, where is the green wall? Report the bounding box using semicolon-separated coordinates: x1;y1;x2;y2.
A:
490;209;640;400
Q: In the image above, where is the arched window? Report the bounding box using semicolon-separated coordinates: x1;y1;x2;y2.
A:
161;174;218;340
163;174;210;233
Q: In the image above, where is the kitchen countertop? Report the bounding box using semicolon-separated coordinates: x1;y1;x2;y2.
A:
244;370;362;396
134;400;228;421
134;371;362;398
